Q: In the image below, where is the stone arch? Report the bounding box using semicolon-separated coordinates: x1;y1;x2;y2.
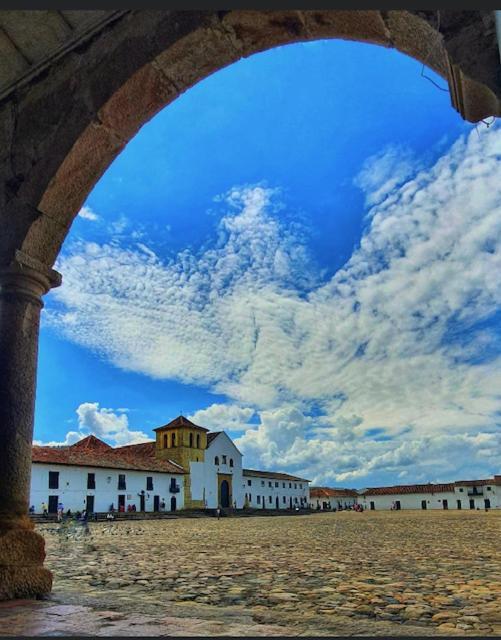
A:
2;10;500;272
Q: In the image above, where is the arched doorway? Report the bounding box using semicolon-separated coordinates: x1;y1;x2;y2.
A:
170;496;176;512
220;480;230;509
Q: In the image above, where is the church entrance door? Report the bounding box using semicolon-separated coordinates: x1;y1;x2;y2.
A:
220;480;230;508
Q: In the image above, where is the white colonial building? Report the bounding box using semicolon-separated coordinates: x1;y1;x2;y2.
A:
360;477;501;511
31;416;311;514
309;487;358;510
242;470;310;510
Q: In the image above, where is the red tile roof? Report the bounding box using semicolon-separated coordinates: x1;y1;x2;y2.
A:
243;469;310;483
454;478;494;486
32;436;185;474
363;477;499;496
206;432;221;447
153;415;209;432
310;487;358;499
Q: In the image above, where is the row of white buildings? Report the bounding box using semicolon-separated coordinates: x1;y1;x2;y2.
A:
30;415;499;515
309;479;501;511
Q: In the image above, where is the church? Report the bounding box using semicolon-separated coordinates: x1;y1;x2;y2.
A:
30;415;311;514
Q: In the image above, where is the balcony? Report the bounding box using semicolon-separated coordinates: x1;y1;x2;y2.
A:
467;488;483;496
169;484;180;493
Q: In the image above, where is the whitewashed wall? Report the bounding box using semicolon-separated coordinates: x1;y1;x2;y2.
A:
361;490;458;511
30;463;184;513
243;473;310;509
454;484;500;509
361;485;500;510
190;432;244;508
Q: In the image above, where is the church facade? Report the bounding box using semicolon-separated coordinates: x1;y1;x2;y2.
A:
30;416;311;514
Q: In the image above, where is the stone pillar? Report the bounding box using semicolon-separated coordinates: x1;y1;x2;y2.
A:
0;250;61;600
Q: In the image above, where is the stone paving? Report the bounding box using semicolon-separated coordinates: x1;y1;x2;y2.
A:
0;511;499;636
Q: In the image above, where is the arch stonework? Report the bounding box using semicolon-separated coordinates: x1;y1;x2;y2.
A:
0;10;500;600
0;10;500;273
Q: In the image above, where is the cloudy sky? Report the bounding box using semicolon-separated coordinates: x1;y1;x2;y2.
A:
35;40;501;487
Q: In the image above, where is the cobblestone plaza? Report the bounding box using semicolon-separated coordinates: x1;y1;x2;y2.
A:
0;511;499;636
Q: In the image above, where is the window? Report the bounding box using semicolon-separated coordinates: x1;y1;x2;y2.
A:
146;476;153;491
257;496;261;504
299;484;302;489
222;455;227;464
282;482;285;488
189;433;194;448
294;483;297;489
48;471;59;489
87;473;95;489
268;481;272;488
275;482;278;487
229;458;234;468
261;480;265;487
459;487;464;492
196;434;200;448
118;474;126;490
171;433;176;447
487;486;492;491
268;495;272;504
289;483;292;488
163;434;168;448
247;479;252;486
215;456;219;465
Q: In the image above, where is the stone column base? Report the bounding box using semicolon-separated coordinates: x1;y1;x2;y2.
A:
0;529;52;600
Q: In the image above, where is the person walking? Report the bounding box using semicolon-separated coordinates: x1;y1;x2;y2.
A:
41;502;48;517
216;506;221;520
57;501;64;522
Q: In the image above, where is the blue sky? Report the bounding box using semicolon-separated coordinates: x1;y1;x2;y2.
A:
35;39;501;487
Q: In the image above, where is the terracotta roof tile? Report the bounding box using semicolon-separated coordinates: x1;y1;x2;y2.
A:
206;432;221;447
153;415;209;432
310;487;358;498
32;436;185;474
243;468;310;483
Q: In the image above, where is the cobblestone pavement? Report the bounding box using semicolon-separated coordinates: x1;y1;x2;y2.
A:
1;511;500;636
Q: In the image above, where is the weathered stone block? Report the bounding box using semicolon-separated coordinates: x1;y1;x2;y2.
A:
0;566;52;601
154;23;240;97
38;121;124;223
220;11;308;57
301;10;390;47
98;62;178;142
0;529;46;567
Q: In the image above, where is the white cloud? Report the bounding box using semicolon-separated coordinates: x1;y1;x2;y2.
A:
353;145;419;207
46;127;501;483
36;404;151;448
78;205;99;221
76;402;150;446
34;431;82;447
189;403;255;432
